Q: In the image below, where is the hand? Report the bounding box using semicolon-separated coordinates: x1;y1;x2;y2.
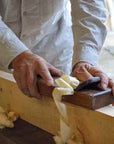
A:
11;50;63;98
72;62;114;95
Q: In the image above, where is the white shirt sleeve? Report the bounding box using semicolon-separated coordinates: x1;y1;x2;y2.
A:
71;0;107;66
0;16;29;70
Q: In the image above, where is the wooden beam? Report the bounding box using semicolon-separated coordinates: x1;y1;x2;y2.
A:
0;71;114;144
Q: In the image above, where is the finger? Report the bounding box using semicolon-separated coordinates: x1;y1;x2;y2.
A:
72;66;93;82
98;73;108;90
13;71;22;91
14;69;30;96
111;85;114;97
49;65;63;77
19;67;31;96
27;68;40;99
109;79;114;96
37;62;54;86
86;66;109;90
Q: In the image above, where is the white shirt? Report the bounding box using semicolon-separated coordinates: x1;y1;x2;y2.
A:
0;0;107;74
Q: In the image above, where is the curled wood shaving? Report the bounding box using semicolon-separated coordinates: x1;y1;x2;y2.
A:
52;75;84;144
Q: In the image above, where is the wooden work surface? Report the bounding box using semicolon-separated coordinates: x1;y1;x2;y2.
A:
0;71;114;144
0;119;55;144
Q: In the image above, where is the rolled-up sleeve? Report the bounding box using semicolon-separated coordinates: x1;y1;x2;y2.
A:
0;16;28;70
71;0;107;66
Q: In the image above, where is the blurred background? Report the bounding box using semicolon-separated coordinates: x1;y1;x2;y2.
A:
0;0;114;78
99;0;114;79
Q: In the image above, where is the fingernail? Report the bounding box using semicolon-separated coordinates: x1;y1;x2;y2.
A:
102;84;107;90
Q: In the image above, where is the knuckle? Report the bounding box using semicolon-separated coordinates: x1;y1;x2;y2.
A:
40;67;48;75
36;62;46;72
26;63;33;70
98;73;108;80
35;57;42;64
25;63;30;68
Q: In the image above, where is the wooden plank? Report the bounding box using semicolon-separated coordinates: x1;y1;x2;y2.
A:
0;71;114;144
0;119;55;144
0;71;113;110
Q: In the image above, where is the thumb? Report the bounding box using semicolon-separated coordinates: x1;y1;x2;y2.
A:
72;66;93;82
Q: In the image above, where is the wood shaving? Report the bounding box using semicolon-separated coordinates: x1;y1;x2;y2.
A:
52;75;84;144
0;106;19;129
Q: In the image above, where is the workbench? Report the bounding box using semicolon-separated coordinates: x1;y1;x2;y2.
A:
0;70;114;144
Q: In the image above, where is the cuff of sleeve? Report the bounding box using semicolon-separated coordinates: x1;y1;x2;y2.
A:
0;19;29;70
0;29;29;70
73;46;99;66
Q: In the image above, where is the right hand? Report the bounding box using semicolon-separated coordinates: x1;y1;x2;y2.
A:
11;50;63;98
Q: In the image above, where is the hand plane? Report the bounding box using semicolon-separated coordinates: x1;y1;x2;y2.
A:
62;77;114;110
38;76;114;110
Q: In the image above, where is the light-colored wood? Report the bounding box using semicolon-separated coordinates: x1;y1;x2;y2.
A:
0;70;114;144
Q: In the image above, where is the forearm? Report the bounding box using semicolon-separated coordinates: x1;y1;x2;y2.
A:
0;16;29;70
71;0;107;66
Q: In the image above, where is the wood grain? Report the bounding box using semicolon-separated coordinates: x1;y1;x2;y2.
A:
0;71;114;144
0;119;55;144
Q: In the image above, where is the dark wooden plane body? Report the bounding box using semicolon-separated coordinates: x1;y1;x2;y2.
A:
38;77;114;110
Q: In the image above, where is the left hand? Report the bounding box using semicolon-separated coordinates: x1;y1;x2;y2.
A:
72;62;114;96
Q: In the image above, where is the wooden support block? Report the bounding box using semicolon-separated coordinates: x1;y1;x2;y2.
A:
0;71;114;144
